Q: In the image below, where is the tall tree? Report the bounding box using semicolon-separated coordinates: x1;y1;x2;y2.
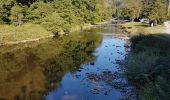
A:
10;5;26;26
148;0;168;24
0;0;14;23
124;0;143;21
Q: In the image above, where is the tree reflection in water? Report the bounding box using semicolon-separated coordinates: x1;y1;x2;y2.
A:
0;31;102;100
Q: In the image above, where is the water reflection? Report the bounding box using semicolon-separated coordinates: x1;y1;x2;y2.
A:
45;25;134;100
0;31;102;100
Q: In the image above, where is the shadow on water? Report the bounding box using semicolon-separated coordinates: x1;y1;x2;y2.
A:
0;31;102;100
45;25;135;100
0;24;134;100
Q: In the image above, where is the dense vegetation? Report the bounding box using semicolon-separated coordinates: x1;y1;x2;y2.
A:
112;0;170;99
0;0;112;36
126;34;170;100
113;0;170;24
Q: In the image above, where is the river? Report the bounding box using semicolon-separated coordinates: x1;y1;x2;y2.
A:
0;24;135;100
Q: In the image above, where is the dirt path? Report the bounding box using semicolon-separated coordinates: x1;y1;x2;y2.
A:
0;35;54;46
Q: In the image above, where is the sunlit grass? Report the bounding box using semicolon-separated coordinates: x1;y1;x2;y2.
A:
122;22;166;35
0;23;52;44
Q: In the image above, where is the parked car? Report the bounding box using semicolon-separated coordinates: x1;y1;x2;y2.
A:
140;18;149;24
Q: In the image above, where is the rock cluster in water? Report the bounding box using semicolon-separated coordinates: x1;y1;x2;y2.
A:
86;71;137;100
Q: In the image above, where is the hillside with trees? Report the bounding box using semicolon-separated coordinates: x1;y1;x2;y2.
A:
0;0;112;37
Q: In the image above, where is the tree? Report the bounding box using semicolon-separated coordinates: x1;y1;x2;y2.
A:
140;0;154;18
0;0;14;23
0;0;113;35
148;0;168;24
115;7;130;19
27;1;54;23
124;0;143;21
41;12;64;35
10;5;26;26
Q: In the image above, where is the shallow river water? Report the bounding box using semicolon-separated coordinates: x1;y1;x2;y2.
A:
0;24;135;100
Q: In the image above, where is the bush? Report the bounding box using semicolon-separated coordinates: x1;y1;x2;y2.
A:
27;1;54;23
41;13;64;35
126;51;159;86
0;0;14;23
10;5;27;26
141;77;170;100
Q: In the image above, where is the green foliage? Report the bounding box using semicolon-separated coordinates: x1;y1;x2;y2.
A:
0;0;14;23
148;0;168;23
141;0;154;18
115;7;130;19
27;1;54;23
141;76;170;100
10;5;27;26
126;34;170;100
41;13;64;35
126;51;159;86
114;0;169;22
112;0;143;20
0;0;112;36
124;0;143;20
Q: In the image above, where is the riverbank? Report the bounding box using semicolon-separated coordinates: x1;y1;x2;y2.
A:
0;20;110;46
0;25;133;100
120;22;165;35
122;22;170;100
0;23;53;45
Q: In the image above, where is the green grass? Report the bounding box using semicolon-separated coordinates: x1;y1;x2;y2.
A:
0;23;52;44
0;23;97;45
122;22;166;35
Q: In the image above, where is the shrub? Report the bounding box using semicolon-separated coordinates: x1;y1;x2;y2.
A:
10;5;27;26
126;51;159;86
41;13;64;35
27;1;54;23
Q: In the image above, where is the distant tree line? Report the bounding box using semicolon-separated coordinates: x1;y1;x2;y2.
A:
113;0;170;24
0;0;112;35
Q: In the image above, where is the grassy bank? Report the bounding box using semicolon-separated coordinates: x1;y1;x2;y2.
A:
0;23;52;45
121;22;165;35
0;0;112;45
0;21;108;45
124;22;170;100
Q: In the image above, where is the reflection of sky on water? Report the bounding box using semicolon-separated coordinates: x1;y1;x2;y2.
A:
46;27;128;100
